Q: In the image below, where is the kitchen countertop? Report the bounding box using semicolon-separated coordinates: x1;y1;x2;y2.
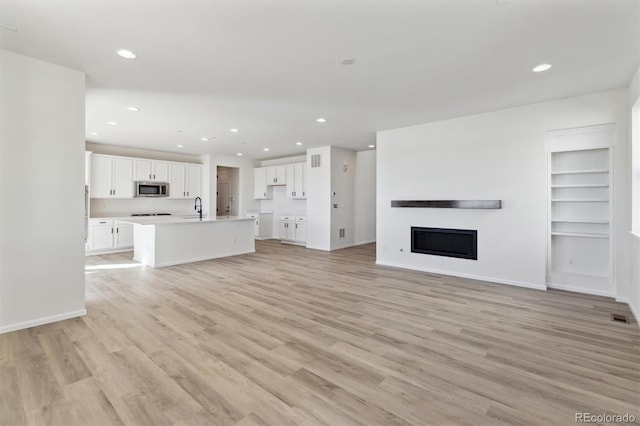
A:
119;216;253;225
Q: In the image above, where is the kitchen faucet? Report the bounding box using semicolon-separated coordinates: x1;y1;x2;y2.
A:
194;197;203;221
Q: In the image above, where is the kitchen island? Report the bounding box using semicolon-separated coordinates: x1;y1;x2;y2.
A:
122;216;255;267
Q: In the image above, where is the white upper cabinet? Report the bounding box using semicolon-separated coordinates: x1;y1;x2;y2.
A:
169;163;186;198
169;162;201;198
285;162;306;199
91;155;112;198
134;159;170;182
134;159;152;181
254;167;270;199
90;154;133;198
186;164;201;198
266;165;286;185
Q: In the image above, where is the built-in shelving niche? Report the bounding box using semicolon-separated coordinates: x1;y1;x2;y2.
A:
545;123;614;296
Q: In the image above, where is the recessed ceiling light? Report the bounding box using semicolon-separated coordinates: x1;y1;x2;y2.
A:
296;142;303;146
532;63;552;72
201;137;209;141
116;49;137;59
177;144;184;148
341;57;355;66
316;118;326;123
127;106;140;111
107;121;117;125
368;144;375;148
90;132;99;136
263;148;270;151
236;152;243;156
230;128;239;133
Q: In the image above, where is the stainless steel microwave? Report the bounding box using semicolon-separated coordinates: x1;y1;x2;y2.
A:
135;181;169;197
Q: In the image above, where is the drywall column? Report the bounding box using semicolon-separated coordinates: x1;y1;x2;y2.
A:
0;50;86;333
306;146;332;250
354;150;377;244
627;64;640;321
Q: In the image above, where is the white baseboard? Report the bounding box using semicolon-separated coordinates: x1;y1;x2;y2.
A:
547;282;615;298
85;247;133;256
280;240;305;246
152;249;255;268
0;309;87;335
305;245;330;251
354;239;376;245
615;296;639;323
331;240;377;251
375;260;547;291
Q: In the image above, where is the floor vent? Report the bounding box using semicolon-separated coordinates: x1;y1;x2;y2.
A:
610;313;630;324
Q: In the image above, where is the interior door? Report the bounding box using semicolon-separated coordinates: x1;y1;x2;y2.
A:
217;182;229;216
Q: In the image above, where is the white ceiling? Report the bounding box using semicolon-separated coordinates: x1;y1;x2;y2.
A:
0;0;638;159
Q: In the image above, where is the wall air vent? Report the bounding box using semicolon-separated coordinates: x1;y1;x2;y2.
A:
311;154;321;168
339;228;346;238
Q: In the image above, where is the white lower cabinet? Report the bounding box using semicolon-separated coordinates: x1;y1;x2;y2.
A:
247;213;273;239
114;222;134;249
89;219;115;251
87;219;134;254
279;215;306;244
294;216;306;243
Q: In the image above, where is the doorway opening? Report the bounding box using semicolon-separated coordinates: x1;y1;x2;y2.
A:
216;166;240;217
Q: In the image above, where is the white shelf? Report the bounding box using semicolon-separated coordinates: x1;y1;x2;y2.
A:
550;184;609;188
551;198;609;202
550;169;609;175
551;219;609;224
551;232;608;239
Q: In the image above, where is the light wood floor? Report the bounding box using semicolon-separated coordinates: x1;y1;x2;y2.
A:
1;240;639;426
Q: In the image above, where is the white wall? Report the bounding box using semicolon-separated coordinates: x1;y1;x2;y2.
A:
377;89;629;292
0;50;86;333
627;64;640;321
331;147;357;250
354;150;376;244
306;146;332;250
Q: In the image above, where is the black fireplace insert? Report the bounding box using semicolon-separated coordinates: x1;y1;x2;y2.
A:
411;227;477;260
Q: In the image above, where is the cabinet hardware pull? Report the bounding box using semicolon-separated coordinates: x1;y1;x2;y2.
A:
99;221;106;224
149;174;151;179
116;228;119;233
153;174;155;179
111;228;113;234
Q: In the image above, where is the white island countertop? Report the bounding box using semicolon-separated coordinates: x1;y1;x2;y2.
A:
120;216;254;226
126;216;255;267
